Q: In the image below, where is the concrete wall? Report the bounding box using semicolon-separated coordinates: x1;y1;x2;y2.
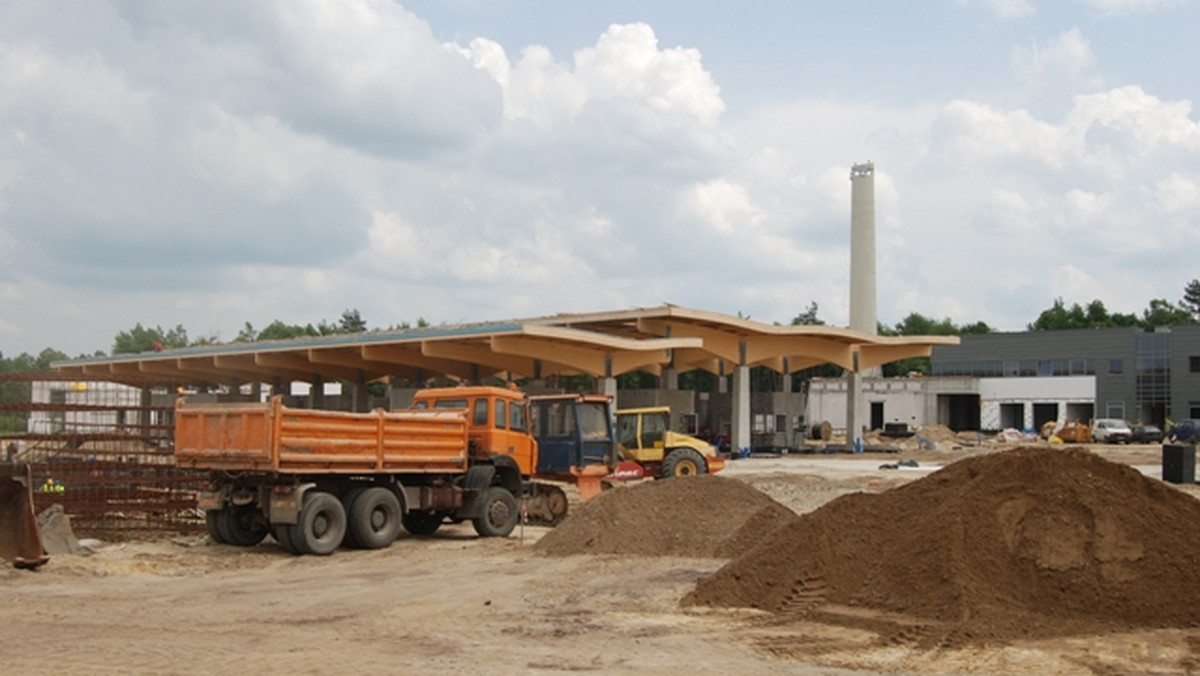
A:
807;377;933;432
977;376;1095;430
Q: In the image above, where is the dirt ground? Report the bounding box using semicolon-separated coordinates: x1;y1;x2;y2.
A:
4;443;1199;675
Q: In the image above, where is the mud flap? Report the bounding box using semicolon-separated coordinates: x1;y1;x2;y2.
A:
0;464;50;569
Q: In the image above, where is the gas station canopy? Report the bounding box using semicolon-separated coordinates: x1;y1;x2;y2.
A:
53;304;959;386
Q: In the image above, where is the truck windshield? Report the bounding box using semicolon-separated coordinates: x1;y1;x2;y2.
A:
577;402;611;440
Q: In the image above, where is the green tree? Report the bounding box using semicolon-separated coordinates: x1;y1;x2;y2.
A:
1031;296;1192;331
112;324;190;354
790;301;824;326
255;320;319;341
1182;279;1200;321
338;309;368;333
878;313;993;376
1142;298;1195;328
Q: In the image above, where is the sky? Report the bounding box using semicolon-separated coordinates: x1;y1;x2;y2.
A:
1;0;1198;358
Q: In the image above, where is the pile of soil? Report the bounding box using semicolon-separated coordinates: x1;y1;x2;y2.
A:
534;475;799;558
683;446;1200;644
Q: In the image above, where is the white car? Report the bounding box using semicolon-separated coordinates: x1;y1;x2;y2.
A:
1092;418;1132;444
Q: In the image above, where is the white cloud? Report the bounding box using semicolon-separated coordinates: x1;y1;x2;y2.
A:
1152;172;1200;212
1011;28;1100;88
1078;0;1190;15
458;23;723;130
957;0;1037;19
1;3;1198;356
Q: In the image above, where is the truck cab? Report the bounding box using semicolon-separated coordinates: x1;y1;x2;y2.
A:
411;386;537;475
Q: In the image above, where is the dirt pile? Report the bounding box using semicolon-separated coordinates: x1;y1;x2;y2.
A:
534;475;800;558
684;446;1200;644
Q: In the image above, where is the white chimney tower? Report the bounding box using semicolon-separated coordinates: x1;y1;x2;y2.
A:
847;161;876;448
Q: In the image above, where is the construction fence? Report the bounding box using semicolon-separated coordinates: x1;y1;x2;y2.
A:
1;372;206;537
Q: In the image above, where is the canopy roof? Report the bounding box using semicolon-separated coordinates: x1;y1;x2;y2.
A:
53;305;959;386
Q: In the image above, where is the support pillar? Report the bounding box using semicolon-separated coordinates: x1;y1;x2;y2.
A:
310;374;324;409
662;367;678;390
846;352;865;450
351;369;368;412
731;364;750;456
598;354;618;404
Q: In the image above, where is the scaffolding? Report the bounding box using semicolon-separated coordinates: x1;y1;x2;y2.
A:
0;372;206;536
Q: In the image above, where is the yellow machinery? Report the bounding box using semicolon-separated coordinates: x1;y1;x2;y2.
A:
613;407;724;479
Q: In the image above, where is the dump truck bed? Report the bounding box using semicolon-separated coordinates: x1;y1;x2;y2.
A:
175;397;470;474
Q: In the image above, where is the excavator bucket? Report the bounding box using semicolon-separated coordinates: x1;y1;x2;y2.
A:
0;464;49;569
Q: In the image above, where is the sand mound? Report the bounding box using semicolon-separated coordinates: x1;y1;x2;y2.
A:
534;475;799;558
684;446;1200;644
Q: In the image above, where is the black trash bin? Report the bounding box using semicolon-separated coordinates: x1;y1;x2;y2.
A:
1162;443;1196;484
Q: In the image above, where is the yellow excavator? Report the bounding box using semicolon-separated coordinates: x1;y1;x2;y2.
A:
0;463;49;569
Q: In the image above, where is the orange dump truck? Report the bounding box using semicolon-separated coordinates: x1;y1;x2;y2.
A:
175;385;616;555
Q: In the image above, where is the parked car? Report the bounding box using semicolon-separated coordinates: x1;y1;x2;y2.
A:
1092;418;1132;444
1167;419;1200;443
1130;424;1164;444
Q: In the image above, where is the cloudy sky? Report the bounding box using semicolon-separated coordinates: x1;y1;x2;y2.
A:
2;0;1198;357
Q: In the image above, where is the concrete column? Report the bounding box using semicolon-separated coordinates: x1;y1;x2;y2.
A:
598;354;618;404
846;370;865;450
662;367;678;390
600;377;618;403
310;374;324;409
731;363;751;455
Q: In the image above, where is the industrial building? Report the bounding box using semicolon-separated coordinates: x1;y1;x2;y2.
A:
805;324;1200;436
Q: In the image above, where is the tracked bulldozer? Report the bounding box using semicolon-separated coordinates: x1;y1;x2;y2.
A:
0;463;49;569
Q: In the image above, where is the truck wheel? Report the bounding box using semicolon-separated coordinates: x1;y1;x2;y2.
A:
472;486;518;537
402;511;443;536
339;487;367;547
348;487;401;549
661;448;707;478
206;510;227;544
272;524;303;555
215;504;269;546
293;491;346;556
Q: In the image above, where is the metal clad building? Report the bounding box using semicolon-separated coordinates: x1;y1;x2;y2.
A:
931;325;1200;427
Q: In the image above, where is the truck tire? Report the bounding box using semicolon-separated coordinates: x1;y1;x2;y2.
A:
212;505;269;547
291;491;346;556
206;510;228;544
339;487;367;547
347;487;401;549
472;486;518;537
402;511;443;536
272;524;303;555
660;448;706;478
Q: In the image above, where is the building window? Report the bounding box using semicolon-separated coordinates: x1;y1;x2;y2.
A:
1106;401;1126;419
1191;356;1200;373
1038;361;1052;376
1109;359;1124;374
